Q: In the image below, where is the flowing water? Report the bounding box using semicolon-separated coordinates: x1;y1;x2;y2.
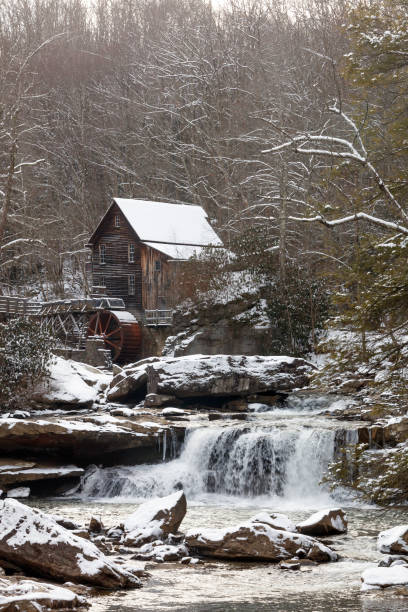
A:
33;394;408;610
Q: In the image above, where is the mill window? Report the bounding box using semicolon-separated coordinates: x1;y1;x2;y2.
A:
114;215;120;228
128;274;135;295
99;244;106;264
155;260;161;272
128;243;135;263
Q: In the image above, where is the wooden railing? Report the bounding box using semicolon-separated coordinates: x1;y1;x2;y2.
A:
0;296;42;316
144;309;173;326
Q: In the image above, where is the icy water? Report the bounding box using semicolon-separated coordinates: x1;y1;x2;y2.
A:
31;395;408;611
32;500;408;611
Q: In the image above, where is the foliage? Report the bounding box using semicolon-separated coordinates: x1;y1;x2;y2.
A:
316;236;408;397
173;247;231;304
324;442;408;505
262;266;330;356
345;0;408;149
177;226;330;356
0;317;53;409
230;226;330;355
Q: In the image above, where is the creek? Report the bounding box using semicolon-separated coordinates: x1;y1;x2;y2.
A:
31;394;408;611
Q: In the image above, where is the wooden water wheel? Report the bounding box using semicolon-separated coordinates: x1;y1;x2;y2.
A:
87;310;141;363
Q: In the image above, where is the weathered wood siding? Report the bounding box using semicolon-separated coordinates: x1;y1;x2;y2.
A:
91;203;143;311
140;245;172;310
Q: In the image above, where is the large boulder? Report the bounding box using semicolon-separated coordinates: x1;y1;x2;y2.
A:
297;509;347;536
107;357;162;402
185;522;337;562
0;414;185;463
122;491;187;546
146;354;314;399
0;577;89;610
0;499;140;588
33;357;111;407
378;525;408;555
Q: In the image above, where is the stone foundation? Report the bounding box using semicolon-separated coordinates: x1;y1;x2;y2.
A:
55;337;111;368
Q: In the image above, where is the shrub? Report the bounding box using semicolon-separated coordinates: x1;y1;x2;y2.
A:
174;225;330;356
323;442;408;506
0;317;53;410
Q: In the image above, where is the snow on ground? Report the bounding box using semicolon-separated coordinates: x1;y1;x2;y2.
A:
196;271;264;307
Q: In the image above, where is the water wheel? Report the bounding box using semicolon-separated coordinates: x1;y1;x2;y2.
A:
87;310;141;363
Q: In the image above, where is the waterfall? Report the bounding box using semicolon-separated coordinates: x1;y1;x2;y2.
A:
79;424;337;505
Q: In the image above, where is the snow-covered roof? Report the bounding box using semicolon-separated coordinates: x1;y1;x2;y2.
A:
143;241;209;260
114;198;222;257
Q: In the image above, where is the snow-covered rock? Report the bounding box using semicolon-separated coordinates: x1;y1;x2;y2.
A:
0;459;84;488
378;525;408;555
161;407;186;417
0;414;183;463
122;491;187;546
378;555;408;567
361;566;408;591
147;354;314;399
250;512;297;533
132;540;188;562
0;576;89;610
297;508;347;536
108;354;314;402
185;522;338;562
163;276;277;357
33;356;111;407
0;499;140;588
107;357;161;402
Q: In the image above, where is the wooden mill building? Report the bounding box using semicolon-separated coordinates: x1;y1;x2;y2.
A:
87;198;223;316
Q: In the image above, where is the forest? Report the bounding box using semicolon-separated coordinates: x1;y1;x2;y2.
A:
1;0;408;378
